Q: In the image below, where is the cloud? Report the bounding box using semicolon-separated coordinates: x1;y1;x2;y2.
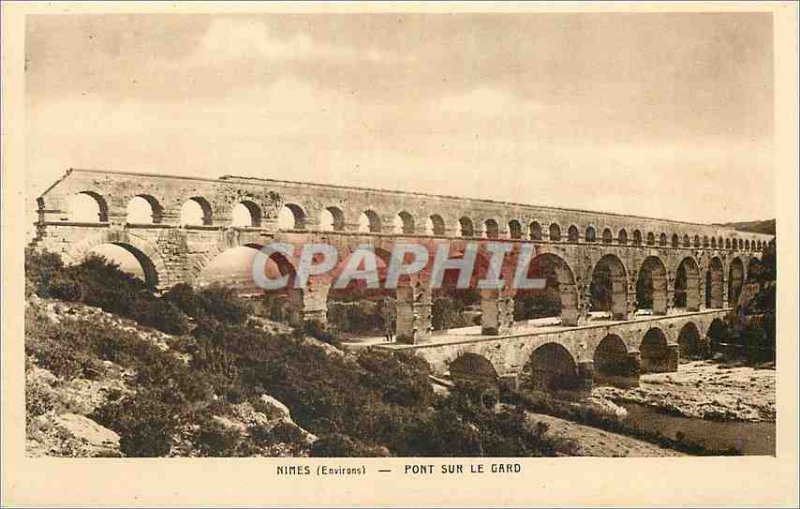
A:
191;18;394;64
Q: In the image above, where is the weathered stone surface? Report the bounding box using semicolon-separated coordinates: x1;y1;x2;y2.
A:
27;413;122;457
257;394;291;420
31;169;773;390
54;413;120;448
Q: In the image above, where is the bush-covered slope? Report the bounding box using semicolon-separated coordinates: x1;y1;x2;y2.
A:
25;250;576;457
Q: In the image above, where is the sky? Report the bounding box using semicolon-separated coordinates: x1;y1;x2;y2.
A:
25;12;775;224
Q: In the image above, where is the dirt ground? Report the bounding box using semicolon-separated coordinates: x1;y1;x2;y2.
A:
593;360;776;422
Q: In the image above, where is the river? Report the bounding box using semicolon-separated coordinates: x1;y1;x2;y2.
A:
622;403;776;456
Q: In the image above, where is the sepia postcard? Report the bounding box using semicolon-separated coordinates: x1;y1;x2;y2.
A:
2;1;798;507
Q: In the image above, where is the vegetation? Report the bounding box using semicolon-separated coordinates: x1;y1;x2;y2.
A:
26;248;188;335
706;248;776;364
513;291;562;321
716;219;775;235
25;250;576;457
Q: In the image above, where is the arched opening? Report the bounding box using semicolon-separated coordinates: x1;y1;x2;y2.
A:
278;203;306;230
514;253;579;326
180;197;213;226
707;318;728;355
549;223;561;241
459;217;475;237
659;233;668;246
632;230;642;245
198;245;272;293
430;247;489;332
394;211;416;235
484;219;499;239
593;334;637;385
427;214;446;236
671;234;679;248
711;237;717;248
529;221;542;241
585;225;597;243
524;343;581;393
231;201;262;227
449;353;499;385
358;210;382;233
702;236;709;248
602;228;613;244
199;245;303;323
69;191;109;223
693;235;700;247
319;206;345;232
718;237;724;248
677;321;706;360
728;258;744;307
705;257;724;308
508;220;522;239
745;240;750;251
325;247;397;338
683;235;691;247
86;242;160;289
567;225;579;242
636;256;668;315
640;328;673;373
673;257;701;311
590;254;628;319
126;195;163;224
646;232;655;246
618;229;628;245
725;239;731;249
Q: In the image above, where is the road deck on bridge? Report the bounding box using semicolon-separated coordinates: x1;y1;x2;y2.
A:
341;309;728;351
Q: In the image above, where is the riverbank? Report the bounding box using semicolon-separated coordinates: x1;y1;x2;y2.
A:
522;411;684;457
593;360;776;422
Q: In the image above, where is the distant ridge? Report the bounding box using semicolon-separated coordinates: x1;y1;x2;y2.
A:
714;219;775;235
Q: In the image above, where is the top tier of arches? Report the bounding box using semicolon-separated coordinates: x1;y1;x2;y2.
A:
42;169;775;253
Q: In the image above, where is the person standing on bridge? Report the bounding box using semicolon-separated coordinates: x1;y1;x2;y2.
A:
382;298;396;342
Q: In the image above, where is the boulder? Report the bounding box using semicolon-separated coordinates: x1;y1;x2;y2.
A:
52;413;120;456
258;394;291;420
211;415;247;433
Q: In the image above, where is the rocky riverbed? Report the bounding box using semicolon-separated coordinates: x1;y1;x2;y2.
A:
593;360;775;422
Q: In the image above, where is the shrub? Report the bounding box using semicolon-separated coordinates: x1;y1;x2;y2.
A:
513;290;562;321
133;299;189;335
431;297;468;330
326;298;386;334
27;252;191;335
270;421;308;445
48;275;84;302
195;285;252;324
357;350;433;408
310;433;384;457
162;283;199;317
25;248;66;298
25;309;93;380
302;320;341;347
91;391;178;457
26;374;57;417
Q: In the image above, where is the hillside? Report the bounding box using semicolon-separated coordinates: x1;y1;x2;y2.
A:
715;219;775;235
24;250;580;458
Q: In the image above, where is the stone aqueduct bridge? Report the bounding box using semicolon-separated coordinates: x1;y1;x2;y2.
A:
33;169;773;387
